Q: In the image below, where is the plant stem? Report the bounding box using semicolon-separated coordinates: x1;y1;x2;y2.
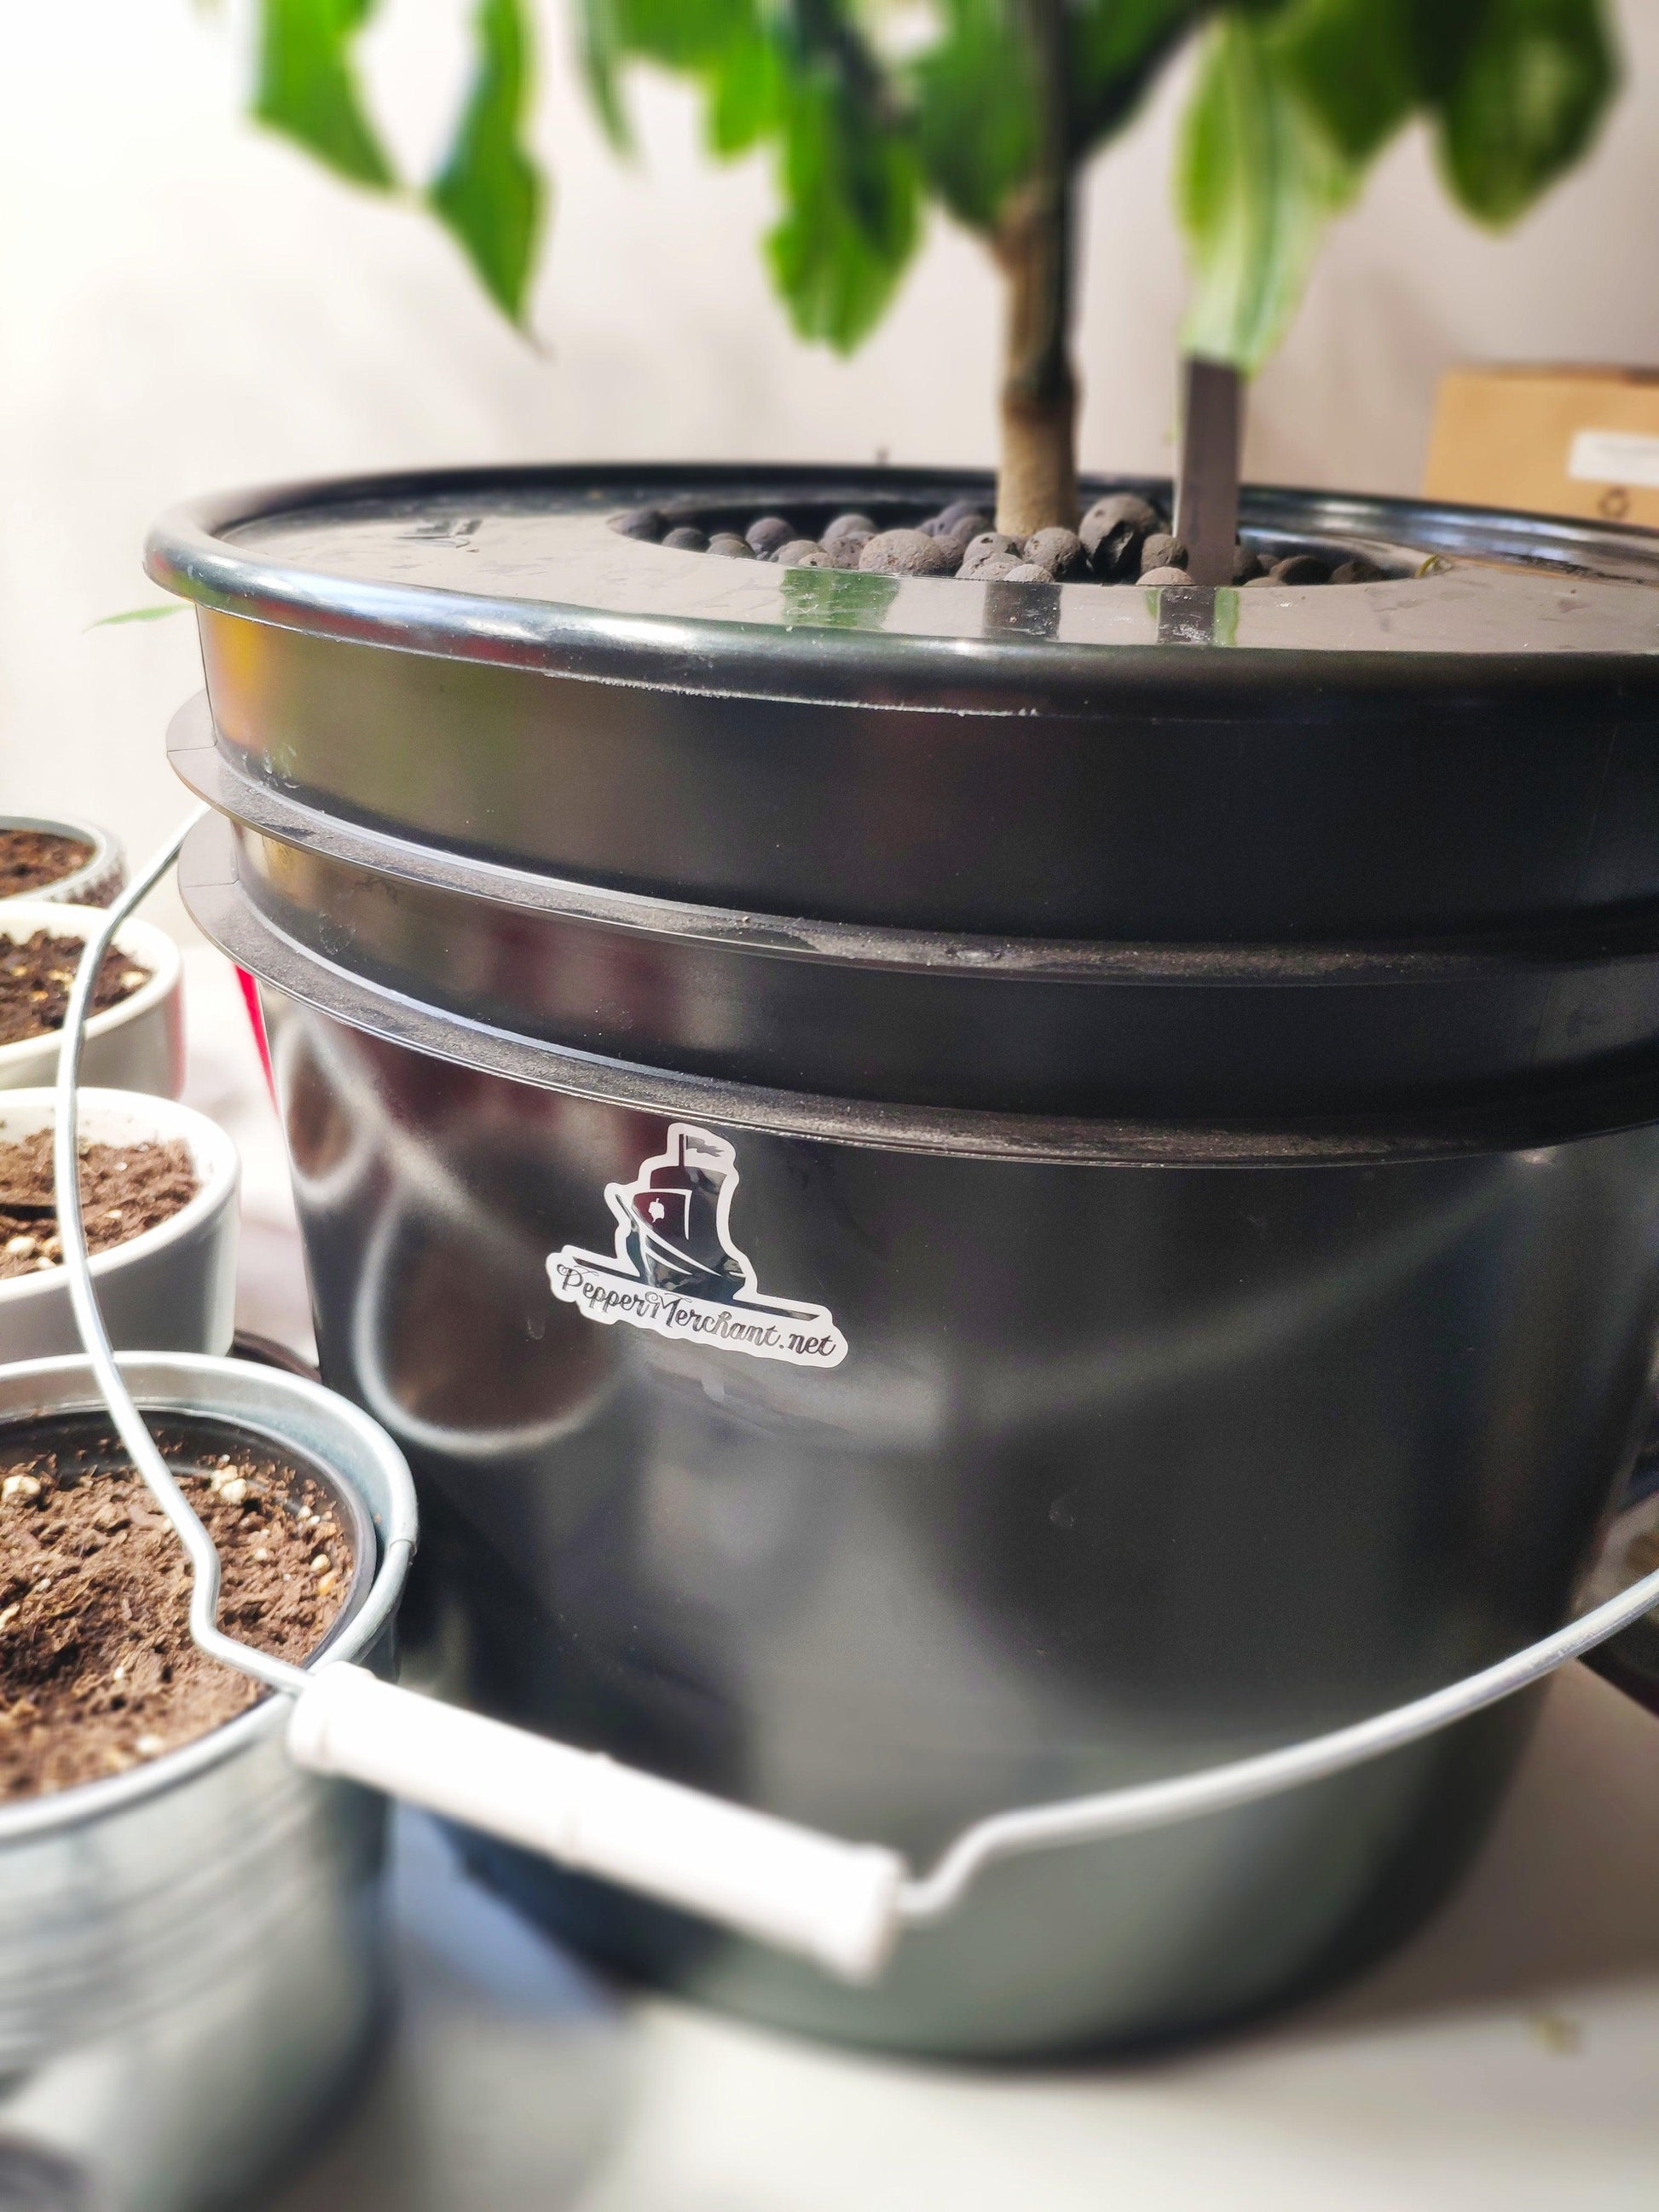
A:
992;0;1078;538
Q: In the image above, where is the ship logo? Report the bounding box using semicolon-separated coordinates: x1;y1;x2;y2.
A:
546;1123;847;1370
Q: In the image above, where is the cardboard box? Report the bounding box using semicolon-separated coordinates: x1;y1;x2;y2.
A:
1424;365;1659;527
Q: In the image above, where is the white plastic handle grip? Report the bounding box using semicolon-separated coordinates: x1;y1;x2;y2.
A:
287;1662;906;1982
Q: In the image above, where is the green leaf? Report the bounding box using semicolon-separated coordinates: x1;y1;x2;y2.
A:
706;28;786;153
912;1;1218;233
575;0;633;149
777;564;899;628
428;0;546;324
767;52;921;351
569;1;915;349
603;0;761;69
1176;11;1356;373
910;0;1037;233
1067;0;1216;152
1177;0;1620;374
572;0;777;156
1427;0;1617;225
251;0;395;188
1272;0;1423;163
85;605;186;630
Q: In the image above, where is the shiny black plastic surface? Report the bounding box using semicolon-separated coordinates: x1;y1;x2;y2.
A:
158;463;1659;2053
249;987;1658;2053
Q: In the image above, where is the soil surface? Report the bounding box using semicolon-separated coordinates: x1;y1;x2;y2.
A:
0;829;93;901
0;1418;354;1800
0;931;150;1048
0;1131;199;1280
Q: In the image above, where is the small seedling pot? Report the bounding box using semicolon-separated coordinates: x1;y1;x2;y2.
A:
0;1089;239;1361
0;815;126;910
0;1351;416;2212
0;904;182;1097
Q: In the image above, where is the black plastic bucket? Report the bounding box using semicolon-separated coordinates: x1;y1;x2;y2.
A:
151;467;1659;2053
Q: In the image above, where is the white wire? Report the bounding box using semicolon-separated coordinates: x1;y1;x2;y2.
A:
52;805;308;1699
899;1551;1659;1922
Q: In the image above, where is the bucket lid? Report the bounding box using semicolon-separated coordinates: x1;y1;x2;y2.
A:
147;466;1659;703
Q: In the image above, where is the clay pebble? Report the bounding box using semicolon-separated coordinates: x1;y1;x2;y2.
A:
1080;494;1159;580
957;530;1021;577
858;529;953;578
935;524;987;568
1270;553;1330;585
1138;533;1188;577
1003;563;1055;585
613;505;1388;590
610;506;665;542
1022;528;1086;580
820;533;871;569
746;516;797;558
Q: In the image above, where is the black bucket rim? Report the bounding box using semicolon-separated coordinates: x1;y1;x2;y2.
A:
169;690;1659;988
146;464;1659;713
181;811;1659;1169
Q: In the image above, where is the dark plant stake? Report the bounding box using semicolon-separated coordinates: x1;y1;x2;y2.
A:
1174;359;1241;588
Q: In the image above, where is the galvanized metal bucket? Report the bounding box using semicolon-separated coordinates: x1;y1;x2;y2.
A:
149;466;1659;2055
0;1353;417;2212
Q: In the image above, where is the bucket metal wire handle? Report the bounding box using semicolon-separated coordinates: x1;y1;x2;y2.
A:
54;813;1659;1983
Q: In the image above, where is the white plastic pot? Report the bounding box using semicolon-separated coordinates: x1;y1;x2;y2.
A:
0;814;126;909
0;1089;238;1360
0;904;182;1096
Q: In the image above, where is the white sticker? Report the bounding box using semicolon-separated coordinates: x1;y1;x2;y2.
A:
1567;427;1659;490
546;1123;848;1369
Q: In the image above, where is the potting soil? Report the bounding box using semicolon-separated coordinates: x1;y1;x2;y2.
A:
0;1426;351;1799
0;930;149;1048
0;829;93;901
0;1131;197;1279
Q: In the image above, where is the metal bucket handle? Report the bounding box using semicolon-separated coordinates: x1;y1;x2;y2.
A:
51;811;1659;1985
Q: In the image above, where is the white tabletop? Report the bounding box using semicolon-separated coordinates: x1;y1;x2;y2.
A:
264;1667;1659;2212
182;949;1659;2211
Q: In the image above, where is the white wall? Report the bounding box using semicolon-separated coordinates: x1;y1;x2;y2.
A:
4;0;1659;931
